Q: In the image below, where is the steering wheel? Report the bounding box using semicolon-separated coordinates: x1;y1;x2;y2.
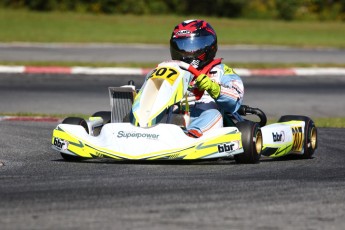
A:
177;61;200;80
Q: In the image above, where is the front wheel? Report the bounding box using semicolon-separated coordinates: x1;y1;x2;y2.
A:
60;117;88;162
91;111;111;125
278;115;317;159
234;121;262;164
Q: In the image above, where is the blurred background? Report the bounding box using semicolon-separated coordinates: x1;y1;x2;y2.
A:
2;0;345;21
0;0;344;122
1;0;345;68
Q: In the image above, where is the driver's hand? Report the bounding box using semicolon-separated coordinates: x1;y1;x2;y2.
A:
195;74;221;99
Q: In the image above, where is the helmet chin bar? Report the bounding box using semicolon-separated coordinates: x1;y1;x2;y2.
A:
179;57;199;69
190;60;200;68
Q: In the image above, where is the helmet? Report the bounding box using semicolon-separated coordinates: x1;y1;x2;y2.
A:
170;19;217;69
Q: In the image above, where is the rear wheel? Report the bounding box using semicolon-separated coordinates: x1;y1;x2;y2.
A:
278;115;317;159
234;121;262;164
60;117;88;161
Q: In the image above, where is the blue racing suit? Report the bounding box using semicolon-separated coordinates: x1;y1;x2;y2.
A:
186;60;244;136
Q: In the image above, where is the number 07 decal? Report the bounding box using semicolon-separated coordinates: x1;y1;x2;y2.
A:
149;67;180;85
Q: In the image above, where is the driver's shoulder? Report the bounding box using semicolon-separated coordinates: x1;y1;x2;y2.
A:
210;63;237;77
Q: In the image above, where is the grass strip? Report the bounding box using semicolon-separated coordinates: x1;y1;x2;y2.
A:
1;9;345;48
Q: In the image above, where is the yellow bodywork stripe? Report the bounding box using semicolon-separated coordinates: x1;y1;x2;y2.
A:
52;128;92;158
184;132;242;159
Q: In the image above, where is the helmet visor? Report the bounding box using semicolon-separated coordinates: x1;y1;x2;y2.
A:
171;35;215;53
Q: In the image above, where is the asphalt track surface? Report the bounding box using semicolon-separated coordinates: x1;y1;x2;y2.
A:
0;73;344;118
0;73;345;229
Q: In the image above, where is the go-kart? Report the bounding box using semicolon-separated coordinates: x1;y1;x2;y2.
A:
51;61;318;164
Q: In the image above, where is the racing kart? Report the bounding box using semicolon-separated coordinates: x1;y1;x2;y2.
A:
51;61;318;164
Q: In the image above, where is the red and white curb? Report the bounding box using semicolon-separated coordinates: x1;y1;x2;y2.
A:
1;65;345;76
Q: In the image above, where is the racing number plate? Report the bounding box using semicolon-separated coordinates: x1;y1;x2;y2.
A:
149;67;180;85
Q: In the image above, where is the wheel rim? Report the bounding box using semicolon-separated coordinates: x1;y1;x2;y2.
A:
255;130;263;154
310;127;317;150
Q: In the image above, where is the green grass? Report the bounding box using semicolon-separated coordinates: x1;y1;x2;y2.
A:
1;9;345;68
313;117;345;128
1;113;344;128
1;9;345;48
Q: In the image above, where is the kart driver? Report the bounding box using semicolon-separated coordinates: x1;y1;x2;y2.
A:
170;19;244;138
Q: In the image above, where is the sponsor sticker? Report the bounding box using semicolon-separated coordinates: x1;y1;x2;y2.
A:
272;131;285;142
53;137;69;150
117;131;160;140
175;30;191;36
218;141;240;153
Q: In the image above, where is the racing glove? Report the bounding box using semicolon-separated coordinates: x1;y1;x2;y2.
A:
195;74;221;99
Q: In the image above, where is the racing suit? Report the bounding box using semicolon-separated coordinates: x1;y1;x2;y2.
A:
186;59;244;137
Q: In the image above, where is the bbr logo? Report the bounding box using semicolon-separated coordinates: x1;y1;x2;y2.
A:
272;131;285;142
54;137;68;150
218;141;239;153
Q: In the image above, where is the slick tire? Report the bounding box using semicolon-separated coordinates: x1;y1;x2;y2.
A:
234;121;262;164
278;115;318;159
91;111;111;125
60;117;89;162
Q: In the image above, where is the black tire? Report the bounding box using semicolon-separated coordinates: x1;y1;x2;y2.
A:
234;121;262;164
278;115;318;159
60;117;89;161
91;111;111;125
